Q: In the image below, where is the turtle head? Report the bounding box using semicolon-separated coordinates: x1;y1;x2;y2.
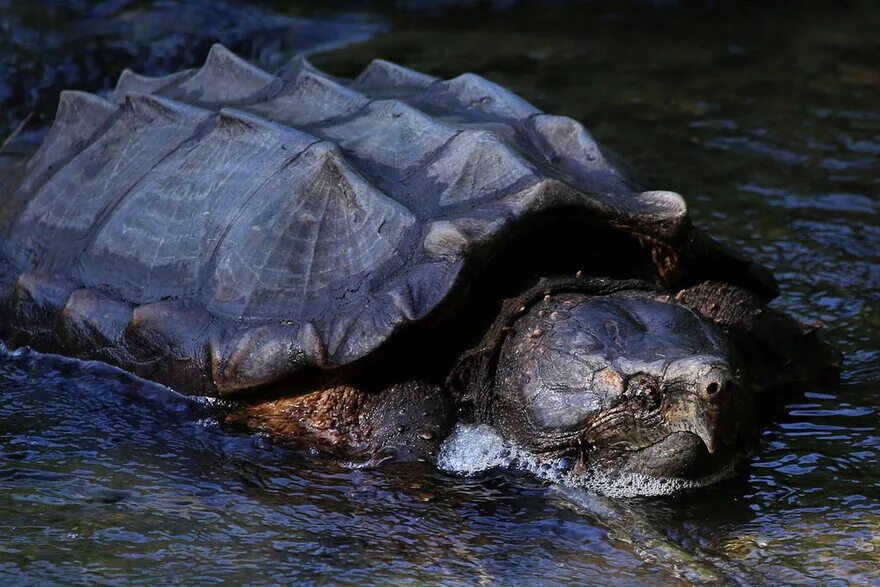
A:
455;285;753;483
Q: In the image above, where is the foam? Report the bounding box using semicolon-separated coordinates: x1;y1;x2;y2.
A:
438;423;738;498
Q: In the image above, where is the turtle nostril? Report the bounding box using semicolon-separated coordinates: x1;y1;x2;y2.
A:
706;381;720;396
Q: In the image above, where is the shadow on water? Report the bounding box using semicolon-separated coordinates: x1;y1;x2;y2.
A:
0;0;878;584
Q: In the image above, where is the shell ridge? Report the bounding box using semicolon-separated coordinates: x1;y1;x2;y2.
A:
435;174;545;217
167;43;278;107
123;91;212;125
400;128;466;216
316;98;459;202
216;107;320;145
245;69;370;128
425;128;541;208
352;58;439;95
275;55;320;82
422;72;542;123
304;96;377;131
522;114;638;198
110;68;196;103
17;91;120;201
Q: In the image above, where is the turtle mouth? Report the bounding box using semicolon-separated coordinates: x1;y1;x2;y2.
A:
438;423;742;497
587;430;741;481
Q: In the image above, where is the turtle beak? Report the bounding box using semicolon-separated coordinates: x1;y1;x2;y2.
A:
662;361;735;455
688;405;719;454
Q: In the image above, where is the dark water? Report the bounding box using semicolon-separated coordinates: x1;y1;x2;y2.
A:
1;1;878;584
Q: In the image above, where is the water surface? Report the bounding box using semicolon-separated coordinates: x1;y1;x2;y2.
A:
1;1;878;584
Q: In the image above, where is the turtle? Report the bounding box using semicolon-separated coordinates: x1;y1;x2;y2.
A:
0;44;839;485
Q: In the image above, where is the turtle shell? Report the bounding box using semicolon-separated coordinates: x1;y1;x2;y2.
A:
0;44;776;395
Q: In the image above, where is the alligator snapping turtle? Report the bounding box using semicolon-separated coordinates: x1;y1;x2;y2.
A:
0;44;839;485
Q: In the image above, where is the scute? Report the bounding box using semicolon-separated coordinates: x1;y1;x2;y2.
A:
1;92;119;240
0;44;775;395
206;142;416;321
524;114;630;193
61;288;132;353
423;130;539;207
319;99;457;171
20;91;119;197
111;68;195;103
79;108;317;303
276;55;321;83
245;71;368;127
324;259;461;365
9;93;211;272
353;59;438;96
418;73;541;123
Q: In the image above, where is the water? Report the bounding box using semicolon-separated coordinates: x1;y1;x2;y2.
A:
1;1;878;584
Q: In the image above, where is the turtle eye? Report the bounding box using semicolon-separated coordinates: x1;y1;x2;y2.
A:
625;374;662;408
636;388;660;409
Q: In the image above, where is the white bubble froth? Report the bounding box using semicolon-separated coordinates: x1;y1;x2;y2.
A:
438;423;737;498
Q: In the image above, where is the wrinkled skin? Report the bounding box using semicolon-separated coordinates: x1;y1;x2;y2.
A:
492;290;749;480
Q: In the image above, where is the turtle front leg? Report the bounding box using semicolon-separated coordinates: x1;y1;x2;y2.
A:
230;382;456;464
366;381;457;464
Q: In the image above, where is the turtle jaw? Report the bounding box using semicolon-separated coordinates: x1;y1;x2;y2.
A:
585;430;741;482
577;361;749;480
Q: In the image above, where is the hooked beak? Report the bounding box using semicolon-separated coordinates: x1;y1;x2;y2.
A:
688;407;719;454
662;366;735;455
